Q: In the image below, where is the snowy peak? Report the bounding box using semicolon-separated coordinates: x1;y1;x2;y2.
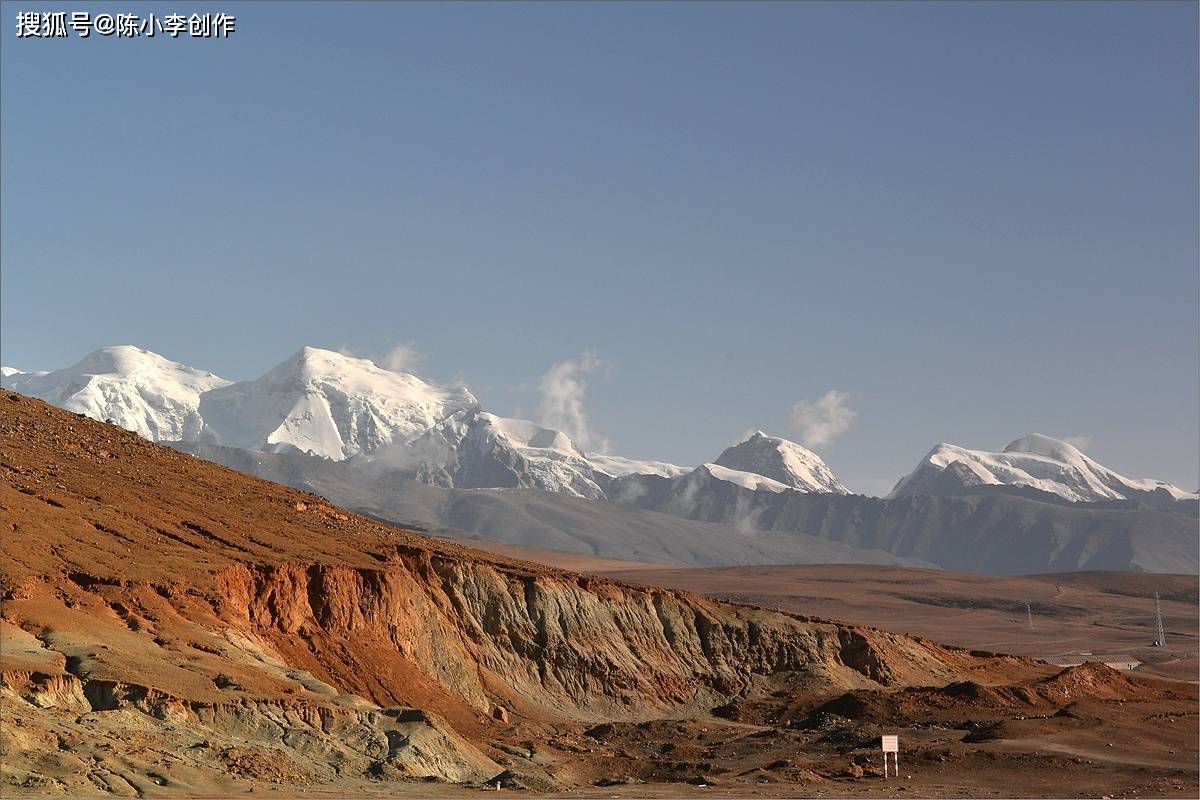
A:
1002;433;1086;462
197;347;478;461
587;453;690;480
392;409;607;498
72;346;201;378
714;431;849;494
57;346;226;389
476;412;581;455
12;345;1187;510
258;347;464;397
695;462;792;493
2;344;854;500
890;433;1196;503
395;411;690;499
0;346;230;442
604;433;851;521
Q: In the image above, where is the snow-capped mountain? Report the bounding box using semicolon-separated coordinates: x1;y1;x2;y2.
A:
196;347;478;461
7;344;1195;573
0;346;230;441
370;414;846;503
714;431;849;494
601;433;850;520
889;433;1197;503
398;410;609;498
398;413;697;499
607;460;818;528
3;344;853;504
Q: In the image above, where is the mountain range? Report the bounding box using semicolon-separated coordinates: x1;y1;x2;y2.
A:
0;345;856;499
890;433;1194;504
4;345;1196;574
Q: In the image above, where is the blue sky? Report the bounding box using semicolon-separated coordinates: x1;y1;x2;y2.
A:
2;1;1197;494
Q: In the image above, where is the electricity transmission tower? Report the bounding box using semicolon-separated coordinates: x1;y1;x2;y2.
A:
1152;591;1166;647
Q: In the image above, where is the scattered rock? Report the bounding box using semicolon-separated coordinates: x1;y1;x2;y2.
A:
213;673;240;690
366;760;405;781
547;736;588;753
486;769;554;791
963;724;1001;743
584;722;614;741
496;743;531;759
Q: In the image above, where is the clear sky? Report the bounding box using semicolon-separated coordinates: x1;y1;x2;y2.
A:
2;1;1197;494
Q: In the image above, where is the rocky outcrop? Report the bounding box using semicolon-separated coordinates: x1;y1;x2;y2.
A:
0;670;501;787
211;553;974;721
0;671;91;713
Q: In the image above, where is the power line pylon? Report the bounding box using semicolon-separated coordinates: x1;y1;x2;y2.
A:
1152;591;1166;647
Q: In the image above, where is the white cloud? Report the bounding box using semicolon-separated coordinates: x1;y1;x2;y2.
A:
789;390;857;449
537;351;610;453
382;341;424;375
1063;435;1091;451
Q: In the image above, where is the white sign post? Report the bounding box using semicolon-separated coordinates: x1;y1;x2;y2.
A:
881;735;899;777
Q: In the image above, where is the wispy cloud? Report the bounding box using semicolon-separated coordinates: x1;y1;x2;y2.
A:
789;390;857;449
537;351;610;453
381;341;424;375
1063;435;1091;451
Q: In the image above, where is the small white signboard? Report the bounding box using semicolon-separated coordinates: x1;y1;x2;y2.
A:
881;735;899;777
